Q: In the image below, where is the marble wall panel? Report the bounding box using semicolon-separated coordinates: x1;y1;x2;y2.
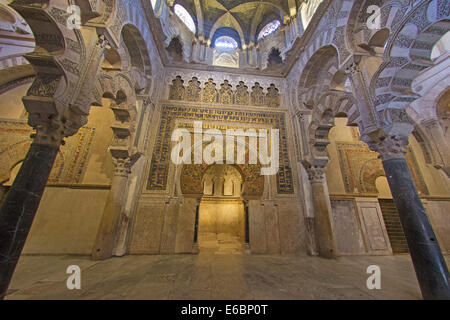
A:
248;200;267;254
424;200;450;254
264;201;281;254
355;198;392;255
160;199;181;254
129;201;166;254
175;198;197;253
277;202;305;254
330;199;366;255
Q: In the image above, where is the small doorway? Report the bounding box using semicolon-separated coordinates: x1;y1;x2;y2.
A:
198;164;245;254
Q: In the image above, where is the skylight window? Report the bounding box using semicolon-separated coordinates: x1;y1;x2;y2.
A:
214;36;238;52
257;20;280;41
174;4;196;34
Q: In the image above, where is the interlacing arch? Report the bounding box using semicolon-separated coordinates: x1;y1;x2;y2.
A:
93;72;137;108
347;0;450;125
8;0;98;142
297;45;341;108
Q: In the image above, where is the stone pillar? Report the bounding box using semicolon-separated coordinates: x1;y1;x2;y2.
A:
0;125;62;299
91;158;131;260
347;61;378;134
371;135;450;299
92;100;140;260
306;166;338;259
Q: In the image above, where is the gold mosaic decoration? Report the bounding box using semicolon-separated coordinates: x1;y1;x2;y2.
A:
219;80;233;104
0;119;95;184
146;105;294;194
266;84;280;108
169;77;279;107
202;78;218;103
235;81;249;105
179;163;264;197
168;76;185;100
251;82;265;106
336;142;429;195
186;77;201;102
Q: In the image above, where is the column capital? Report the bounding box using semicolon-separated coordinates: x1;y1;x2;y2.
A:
30;113;80;148
306;166;326;183
346;62;361;76
367;134;409;161
112;157;131;177
111;151;142;177
295;110;307;120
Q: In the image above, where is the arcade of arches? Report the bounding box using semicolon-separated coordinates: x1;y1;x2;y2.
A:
0;0;449;299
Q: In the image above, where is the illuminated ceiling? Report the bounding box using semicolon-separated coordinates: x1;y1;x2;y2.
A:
173;0;301;44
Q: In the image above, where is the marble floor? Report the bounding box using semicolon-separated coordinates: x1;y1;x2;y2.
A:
6;253;449;300
198;232;244;254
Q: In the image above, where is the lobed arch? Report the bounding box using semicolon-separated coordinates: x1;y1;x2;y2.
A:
92;72;137;108
306;90;360;167
174;133;267;199
308;91;359;139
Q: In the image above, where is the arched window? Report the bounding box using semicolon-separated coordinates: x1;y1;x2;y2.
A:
257;20;280;41
174;4;196;34
214;36;238;52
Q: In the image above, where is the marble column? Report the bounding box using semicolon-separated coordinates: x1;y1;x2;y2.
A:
92;158;131;260
0;135;60;299
373;135;450;299
306;166;338;259
347;61;378;134
91;99;140;260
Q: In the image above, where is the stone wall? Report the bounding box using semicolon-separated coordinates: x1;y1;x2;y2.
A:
22;186;109;254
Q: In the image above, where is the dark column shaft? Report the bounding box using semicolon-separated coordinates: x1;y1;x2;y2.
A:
383;157;450;299
0;143;58;299
193;203;199;243
244;204;249;244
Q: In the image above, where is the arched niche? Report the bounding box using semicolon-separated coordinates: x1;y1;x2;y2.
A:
202;164;243;198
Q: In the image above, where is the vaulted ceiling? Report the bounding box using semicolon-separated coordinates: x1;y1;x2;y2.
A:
174;0;300;44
